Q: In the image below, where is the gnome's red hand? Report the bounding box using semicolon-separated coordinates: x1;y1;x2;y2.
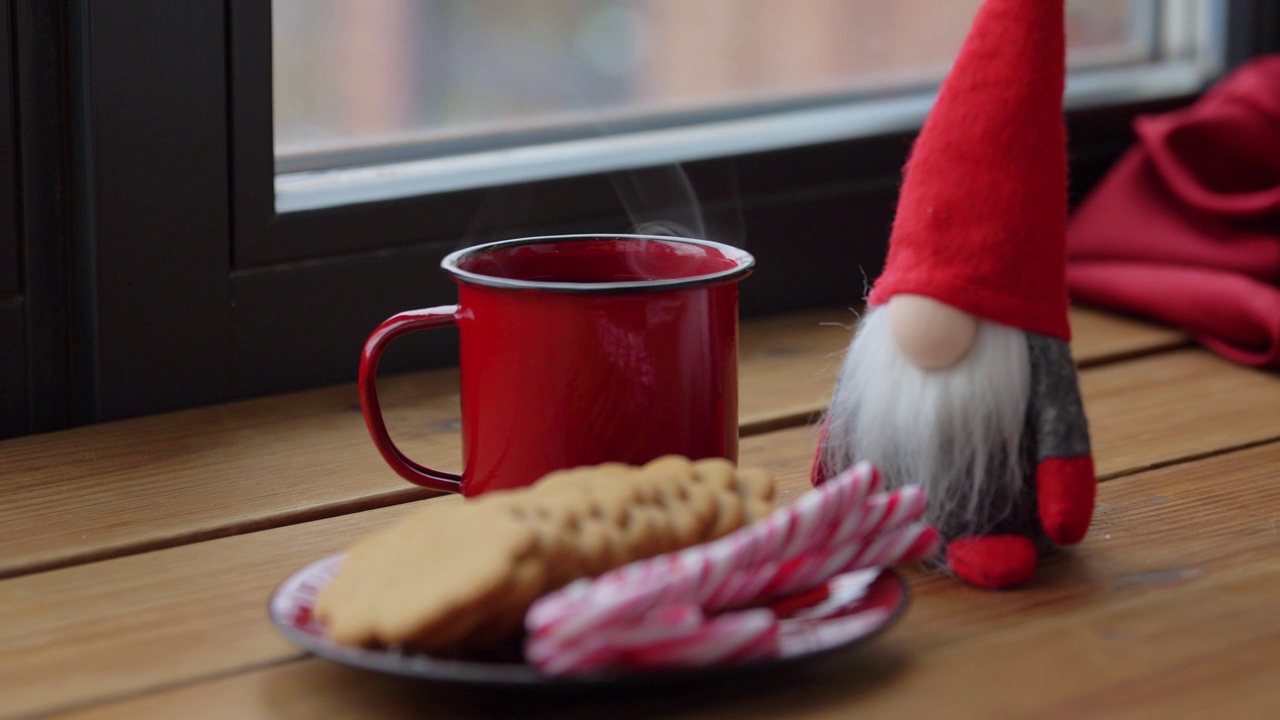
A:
1036;456;1096;545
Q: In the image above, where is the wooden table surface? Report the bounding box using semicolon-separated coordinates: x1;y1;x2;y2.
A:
3;306;1278;719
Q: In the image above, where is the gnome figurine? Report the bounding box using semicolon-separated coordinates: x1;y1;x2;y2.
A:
813;0;1096;589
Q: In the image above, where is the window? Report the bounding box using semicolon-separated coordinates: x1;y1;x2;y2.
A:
274;0;1151;163
4;0;1276;437
268;0;1220;212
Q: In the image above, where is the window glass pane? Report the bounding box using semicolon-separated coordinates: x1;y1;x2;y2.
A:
273;0;1150;163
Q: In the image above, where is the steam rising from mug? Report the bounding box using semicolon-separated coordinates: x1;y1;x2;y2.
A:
456;42;746;260
463;162;744;254
608;165;704;240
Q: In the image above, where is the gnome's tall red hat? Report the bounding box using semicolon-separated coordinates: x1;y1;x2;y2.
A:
868;0;1071;341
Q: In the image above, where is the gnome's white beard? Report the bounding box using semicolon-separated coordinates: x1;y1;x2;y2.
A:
821;306;1031;538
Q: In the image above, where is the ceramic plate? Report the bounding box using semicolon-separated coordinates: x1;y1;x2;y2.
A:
269;553;908;687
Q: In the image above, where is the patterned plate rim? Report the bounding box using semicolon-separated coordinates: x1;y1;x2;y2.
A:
268;553;909;687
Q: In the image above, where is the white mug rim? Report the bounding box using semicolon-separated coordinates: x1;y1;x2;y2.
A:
440;234;755;294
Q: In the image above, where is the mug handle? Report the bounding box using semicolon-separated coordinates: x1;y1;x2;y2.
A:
359;306;464;493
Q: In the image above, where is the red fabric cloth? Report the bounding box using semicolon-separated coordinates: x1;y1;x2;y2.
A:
870;0;1072;341
1068;55;1280;368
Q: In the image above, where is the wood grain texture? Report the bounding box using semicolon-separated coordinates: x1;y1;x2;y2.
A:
0;500;415;720
1082;350;1280;478
1066;307;1189;367
0;307;1187;579
47;441;1280;720
0;425;815;719
12;399;1280;720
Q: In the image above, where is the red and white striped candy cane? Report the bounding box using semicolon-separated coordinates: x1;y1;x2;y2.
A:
695;520;938;611
527;463;882;637
529;605;778;676
525;478;940;675
614;609;777;670
528;466;935;650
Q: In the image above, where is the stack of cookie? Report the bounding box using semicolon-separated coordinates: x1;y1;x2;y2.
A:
315;456;775;652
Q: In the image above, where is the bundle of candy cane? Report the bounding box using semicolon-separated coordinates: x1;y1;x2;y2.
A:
524;462;939;675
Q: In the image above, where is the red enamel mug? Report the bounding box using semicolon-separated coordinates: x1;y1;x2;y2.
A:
359;234;755;496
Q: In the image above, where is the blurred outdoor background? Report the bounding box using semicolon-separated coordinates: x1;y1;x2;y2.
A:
272;0;1143;163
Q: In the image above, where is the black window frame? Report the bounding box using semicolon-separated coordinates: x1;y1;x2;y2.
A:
3;0;1277;438
5;0;77;438
0;0;14;299
1;0;21;436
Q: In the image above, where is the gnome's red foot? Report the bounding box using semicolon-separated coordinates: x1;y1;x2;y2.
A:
946;535;1037;589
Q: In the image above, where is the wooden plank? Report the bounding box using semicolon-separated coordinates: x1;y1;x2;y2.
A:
44;441;1280;720
0;500;404;720
0;307;1187;579
1066;307;1189;367
0;425;814;719
1084;350;1280;478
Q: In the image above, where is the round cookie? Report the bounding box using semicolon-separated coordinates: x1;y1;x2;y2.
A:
735;467;776;504
446;556;550;650
704;489;746;541
318;503;539;649
690;458;738;492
